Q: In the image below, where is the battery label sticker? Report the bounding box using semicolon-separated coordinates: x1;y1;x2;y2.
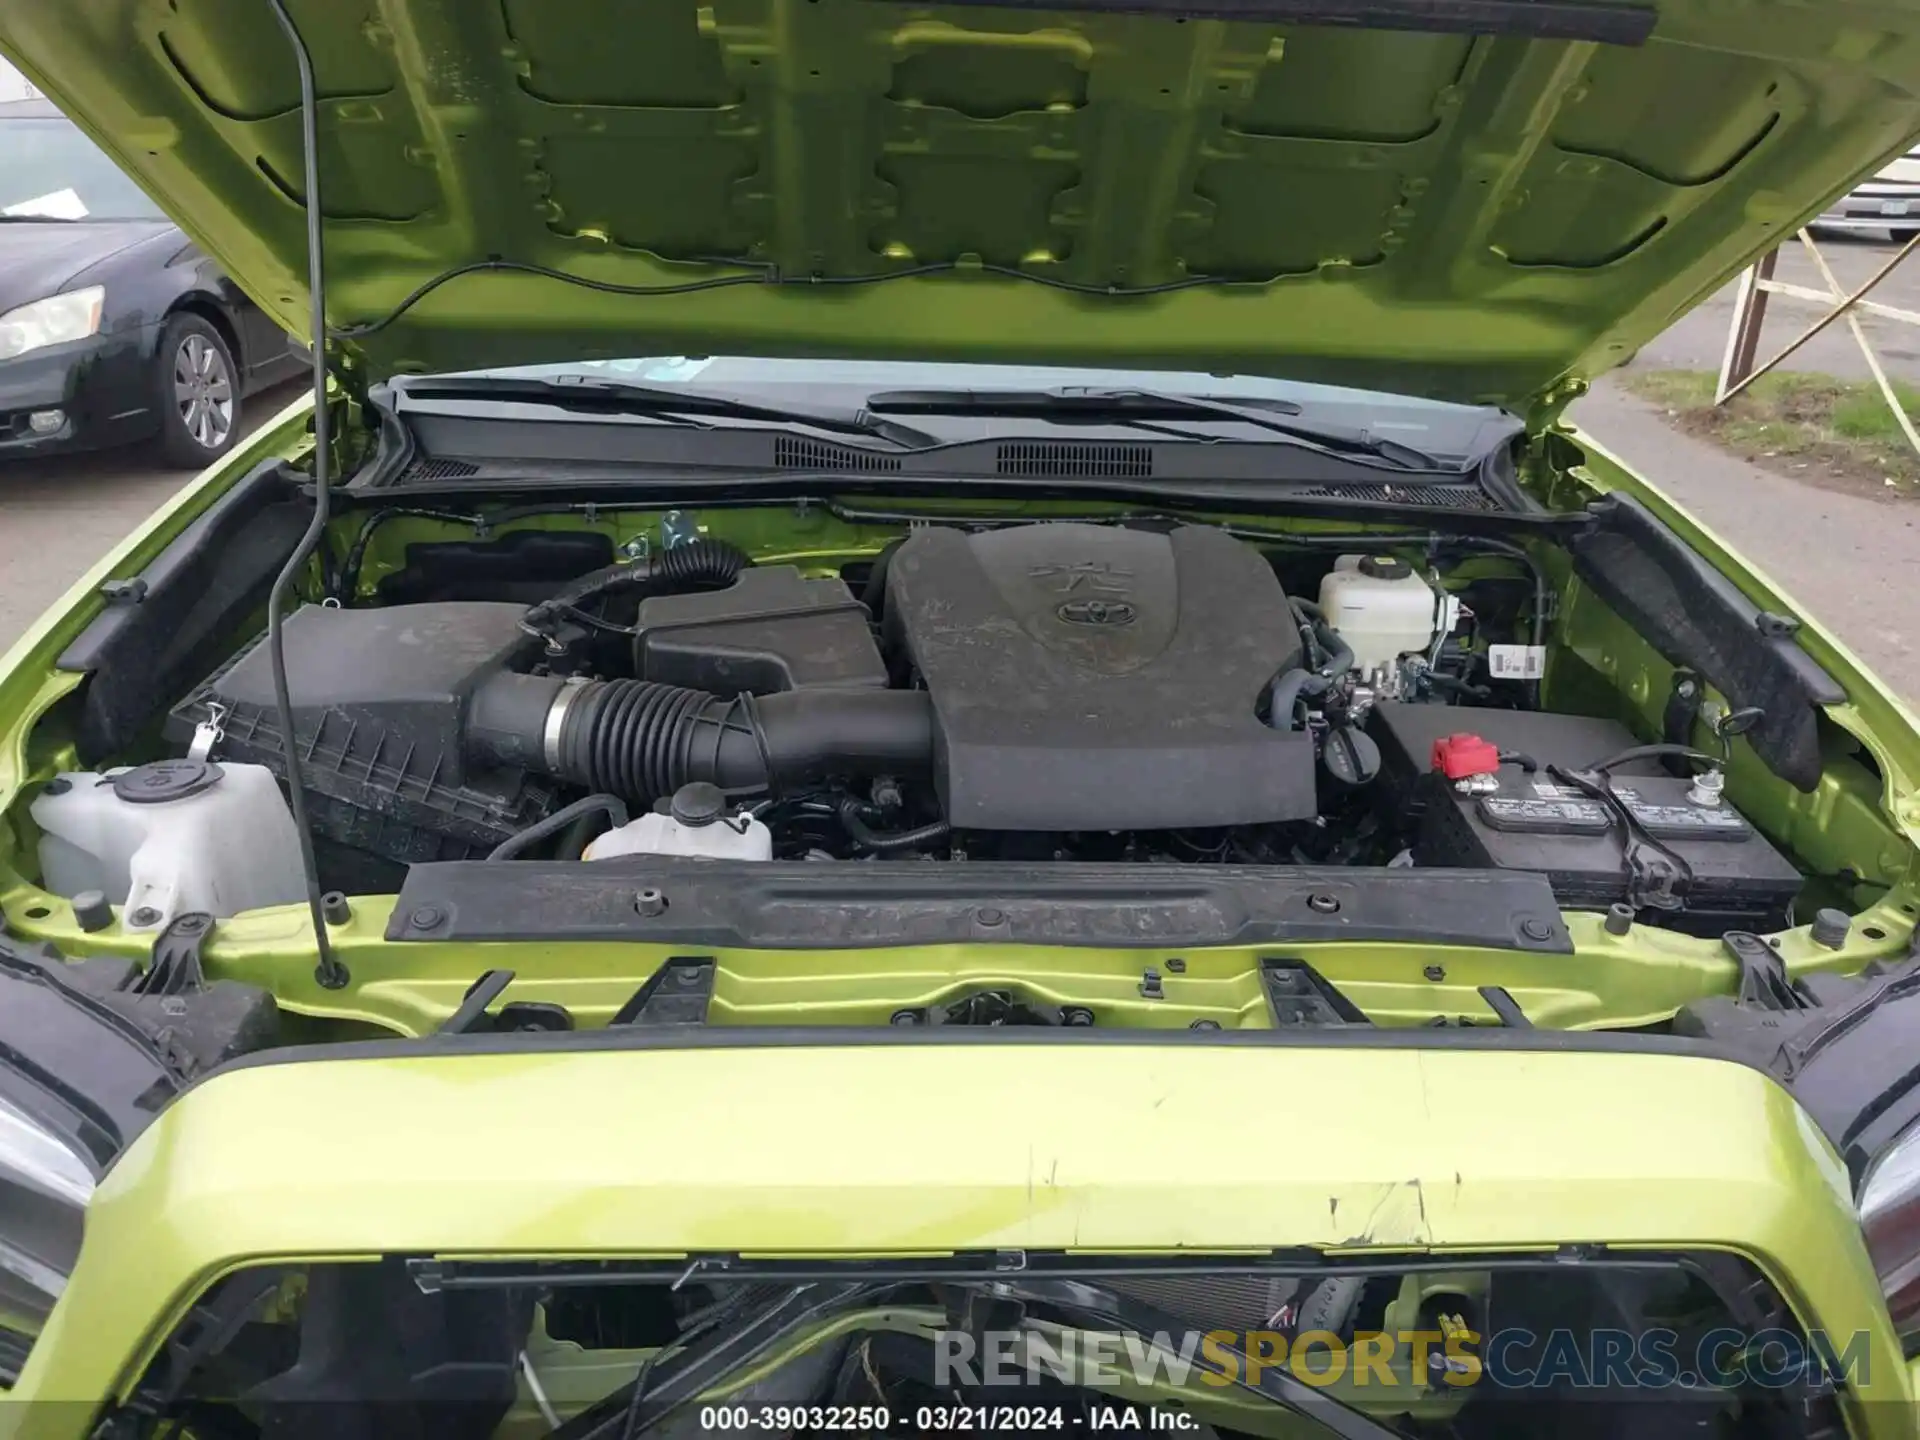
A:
1531;780;1579;799
1477;795;1614;833
1624;800;1750;834
1488;644;1547;680
1609;786;1751;838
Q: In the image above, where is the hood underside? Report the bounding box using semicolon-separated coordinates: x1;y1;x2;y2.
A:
6;0;1920;410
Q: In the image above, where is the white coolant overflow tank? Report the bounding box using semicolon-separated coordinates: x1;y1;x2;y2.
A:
584;781;772;861
1318;554;1459;684
31;760;308;932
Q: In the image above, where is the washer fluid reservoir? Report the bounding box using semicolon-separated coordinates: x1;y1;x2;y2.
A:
31;760;308;932
584;781;773;861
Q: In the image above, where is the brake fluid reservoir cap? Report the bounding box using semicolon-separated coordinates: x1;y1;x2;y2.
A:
111;759;224;804
1358;555;1413;580
669;781;728;828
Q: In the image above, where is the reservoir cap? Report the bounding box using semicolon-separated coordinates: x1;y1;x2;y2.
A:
112;759;224;805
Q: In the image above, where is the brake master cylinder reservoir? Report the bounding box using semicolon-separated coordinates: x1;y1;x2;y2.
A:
1318;554;1458;690
31;760;308;932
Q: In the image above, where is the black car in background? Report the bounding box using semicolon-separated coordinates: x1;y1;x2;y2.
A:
0;99;303;468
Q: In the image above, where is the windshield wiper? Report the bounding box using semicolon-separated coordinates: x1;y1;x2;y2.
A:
865;387;1443;470
397;373;939;450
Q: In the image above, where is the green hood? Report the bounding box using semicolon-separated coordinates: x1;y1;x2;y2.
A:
6;0;1920;412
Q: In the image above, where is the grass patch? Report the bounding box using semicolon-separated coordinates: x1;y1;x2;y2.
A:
1621;369;1920;495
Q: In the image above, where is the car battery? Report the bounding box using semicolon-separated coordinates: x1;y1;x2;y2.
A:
1368;702;1803;935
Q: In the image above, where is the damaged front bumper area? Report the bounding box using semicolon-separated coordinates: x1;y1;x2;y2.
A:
4;1040;1917;1440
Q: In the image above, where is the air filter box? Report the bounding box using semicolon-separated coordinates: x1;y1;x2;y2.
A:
166;603;557;865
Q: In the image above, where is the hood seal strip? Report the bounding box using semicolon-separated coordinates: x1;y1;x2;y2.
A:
885;0;1655;45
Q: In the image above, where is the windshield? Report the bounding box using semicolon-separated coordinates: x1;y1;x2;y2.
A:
0;115;166;221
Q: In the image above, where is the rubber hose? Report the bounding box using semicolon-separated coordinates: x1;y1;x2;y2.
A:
836;797;951;854
523;537;751;633
1312;620;1354;679
1263;668;1331;731
473;672;936;805
488;793;630;860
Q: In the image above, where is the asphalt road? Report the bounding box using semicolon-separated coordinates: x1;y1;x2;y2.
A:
1627;229;1920;384
1571;378;1920;704
0;380;302;649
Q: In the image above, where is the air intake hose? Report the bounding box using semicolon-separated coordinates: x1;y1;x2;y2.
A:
468;672;934;804
522;537;751;635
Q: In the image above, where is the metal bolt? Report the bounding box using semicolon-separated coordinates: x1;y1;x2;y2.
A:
129;906;162;928
321;891;352;926
71;890;113;933
1061;1007;1094;1027
1190;1019;1222;1032
1165;957;1187;973
1810;907;1851;950
890;1009;922;1026
174;914;208;935
1423;964;1446;982
1520;917;1554;942
634;889;667;918
672;965;701;987
1307;892;1341;914
976;906;1006;926
407;905;445;931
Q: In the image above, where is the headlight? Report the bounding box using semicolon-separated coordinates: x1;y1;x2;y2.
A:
0;1093;95;1377
0;286;105;362
1858;1119;1920;1345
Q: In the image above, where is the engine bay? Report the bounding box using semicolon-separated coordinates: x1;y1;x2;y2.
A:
26;503;1816;945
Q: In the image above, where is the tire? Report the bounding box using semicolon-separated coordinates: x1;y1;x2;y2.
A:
152;313;241;470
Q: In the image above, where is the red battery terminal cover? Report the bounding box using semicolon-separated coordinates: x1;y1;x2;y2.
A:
1431;733;1501;780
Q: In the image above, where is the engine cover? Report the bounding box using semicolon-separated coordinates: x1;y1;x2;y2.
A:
885;523;1314;831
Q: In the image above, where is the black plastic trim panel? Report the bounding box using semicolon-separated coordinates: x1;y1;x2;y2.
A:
386;862;1571;951
1568;494;1845;792
57;459;310;763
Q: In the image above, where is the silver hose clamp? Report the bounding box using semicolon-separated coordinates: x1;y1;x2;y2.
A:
543;677;590;772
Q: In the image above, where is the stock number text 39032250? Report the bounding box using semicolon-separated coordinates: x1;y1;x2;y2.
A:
698;1404;1079;1432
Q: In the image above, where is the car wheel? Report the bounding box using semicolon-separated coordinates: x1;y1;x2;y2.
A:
152;314;240;469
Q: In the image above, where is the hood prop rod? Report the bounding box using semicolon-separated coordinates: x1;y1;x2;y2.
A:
264;0;346;989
